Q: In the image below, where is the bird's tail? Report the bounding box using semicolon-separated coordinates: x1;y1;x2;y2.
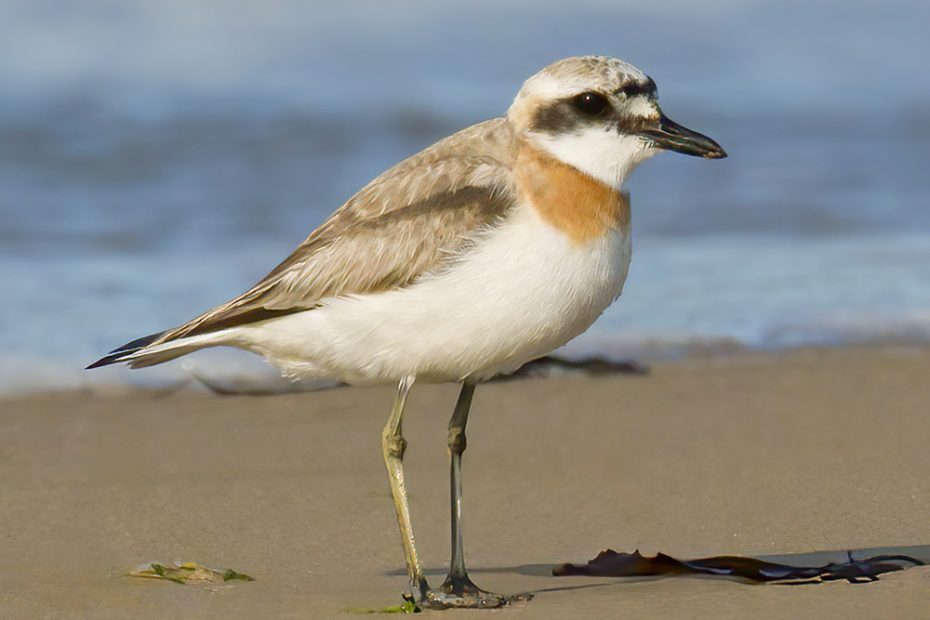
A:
86;329;230;370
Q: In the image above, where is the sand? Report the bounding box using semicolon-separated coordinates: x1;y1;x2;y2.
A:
2;345;930;618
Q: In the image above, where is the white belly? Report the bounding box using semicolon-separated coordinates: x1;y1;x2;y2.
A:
239;204;632;384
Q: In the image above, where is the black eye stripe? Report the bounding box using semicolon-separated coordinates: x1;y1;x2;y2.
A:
529;101;582;133
528;79;657;134
616;77;657;99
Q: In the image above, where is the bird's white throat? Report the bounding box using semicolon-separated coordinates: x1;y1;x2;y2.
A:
528;128;658;188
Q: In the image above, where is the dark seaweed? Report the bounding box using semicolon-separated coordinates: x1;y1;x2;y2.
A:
553;549;923;584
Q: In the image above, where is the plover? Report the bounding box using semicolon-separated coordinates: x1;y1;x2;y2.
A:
89;55;726;609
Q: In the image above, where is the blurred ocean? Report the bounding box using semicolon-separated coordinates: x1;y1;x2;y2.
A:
3;0;930;393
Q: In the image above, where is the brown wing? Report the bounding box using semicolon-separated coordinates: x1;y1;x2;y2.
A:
152;117;518;345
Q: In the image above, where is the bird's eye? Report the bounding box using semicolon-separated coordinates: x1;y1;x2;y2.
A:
571;92;610;117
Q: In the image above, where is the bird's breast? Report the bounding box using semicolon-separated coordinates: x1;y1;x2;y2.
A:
514;143;630;244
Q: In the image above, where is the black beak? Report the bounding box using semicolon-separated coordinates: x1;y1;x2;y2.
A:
639;113;727;159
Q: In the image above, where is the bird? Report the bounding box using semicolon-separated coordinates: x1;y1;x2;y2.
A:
88;55;726;609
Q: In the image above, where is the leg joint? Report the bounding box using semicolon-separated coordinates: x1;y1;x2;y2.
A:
383;432;407;459
447;426;467;455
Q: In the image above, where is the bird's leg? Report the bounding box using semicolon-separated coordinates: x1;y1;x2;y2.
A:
446;382;474;587
381;376;430;604
423;382;531;609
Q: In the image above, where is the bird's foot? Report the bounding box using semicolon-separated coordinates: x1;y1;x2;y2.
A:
419;574;532;610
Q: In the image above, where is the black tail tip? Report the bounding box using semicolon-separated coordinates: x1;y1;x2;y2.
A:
85;329;167;371
86;356;119;370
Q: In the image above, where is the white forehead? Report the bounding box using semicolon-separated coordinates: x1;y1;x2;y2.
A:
517;56;649;101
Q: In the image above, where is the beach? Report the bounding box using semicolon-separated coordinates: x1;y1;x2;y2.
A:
2;344;930;618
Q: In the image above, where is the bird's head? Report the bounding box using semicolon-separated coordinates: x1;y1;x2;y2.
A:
509;56;726;188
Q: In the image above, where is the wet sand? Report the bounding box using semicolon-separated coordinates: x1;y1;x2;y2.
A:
2;345;930;618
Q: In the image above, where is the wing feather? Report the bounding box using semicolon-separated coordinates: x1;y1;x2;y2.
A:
152;117;518;344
